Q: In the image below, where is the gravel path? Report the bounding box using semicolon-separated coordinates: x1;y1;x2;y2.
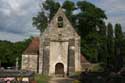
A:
49;77;75;83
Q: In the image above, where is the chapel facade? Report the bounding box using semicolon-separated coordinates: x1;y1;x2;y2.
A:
21;8;81;76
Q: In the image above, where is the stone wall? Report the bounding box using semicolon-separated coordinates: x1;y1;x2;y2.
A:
42;45;50;75
38;36;43;74
49;41;69;76
68;39;75;75
39;8;81;76
74;39;81;71
22;54;38;72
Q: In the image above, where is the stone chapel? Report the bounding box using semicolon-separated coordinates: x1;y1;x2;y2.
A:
21;8;82;76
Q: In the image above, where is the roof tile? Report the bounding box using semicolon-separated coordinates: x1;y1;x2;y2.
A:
23;37;39;55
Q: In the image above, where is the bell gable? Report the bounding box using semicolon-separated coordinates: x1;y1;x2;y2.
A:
42;8;80;41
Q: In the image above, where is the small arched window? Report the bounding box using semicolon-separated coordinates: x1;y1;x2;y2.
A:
58;16;63;28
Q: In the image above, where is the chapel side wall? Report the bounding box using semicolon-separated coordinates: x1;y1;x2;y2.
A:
29;55;38;72
21;54;29;70
22;54;38;72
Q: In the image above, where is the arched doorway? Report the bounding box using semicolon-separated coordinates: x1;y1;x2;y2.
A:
55;63;64;77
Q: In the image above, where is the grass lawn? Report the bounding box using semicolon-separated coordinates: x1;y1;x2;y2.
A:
35;74;50;83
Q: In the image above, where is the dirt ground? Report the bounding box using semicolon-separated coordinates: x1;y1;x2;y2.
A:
49;77;75;83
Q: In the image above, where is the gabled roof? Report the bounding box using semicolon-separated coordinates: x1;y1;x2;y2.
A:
23;37;39;55
81;54;90;63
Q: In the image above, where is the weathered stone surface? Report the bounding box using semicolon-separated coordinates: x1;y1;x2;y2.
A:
22;54;38;72
74;39;81;71
40;8;81;76
49;41;69;76
42;46;50;75
68;39;75;75
68;46;75;74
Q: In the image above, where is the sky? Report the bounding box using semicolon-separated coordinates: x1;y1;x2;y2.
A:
0;0;125;42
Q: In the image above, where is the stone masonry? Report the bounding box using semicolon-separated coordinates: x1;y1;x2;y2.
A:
22;8;81;76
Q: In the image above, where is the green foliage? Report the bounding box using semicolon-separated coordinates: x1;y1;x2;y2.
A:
42;0;60;20
75;1;108;63
115;23;123;39
32;12;48;32
114;23;124;71
0;41;14;64
77;1;107;19
107;23;114;53
63;0;76;12
76;1;107;36
0;38;31;68
62;0;76;25
32;0;60;32
107;23;113;39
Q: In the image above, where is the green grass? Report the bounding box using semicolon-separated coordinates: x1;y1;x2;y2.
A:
89;63;104;72
35;74;50;83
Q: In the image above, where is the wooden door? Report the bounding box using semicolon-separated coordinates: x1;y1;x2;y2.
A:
55;63;64;76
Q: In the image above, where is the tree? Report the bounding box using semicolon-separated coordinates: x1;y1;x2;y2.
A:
32;0;60;32
114;23;123;54
32;12;48;32
114;23;124;71
0;38;31;68
107;23;114;55
76;1;107;62
0;41;13;65
115;23;123;39
106;23;115;71
76;1;107;36
62;0;76;26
